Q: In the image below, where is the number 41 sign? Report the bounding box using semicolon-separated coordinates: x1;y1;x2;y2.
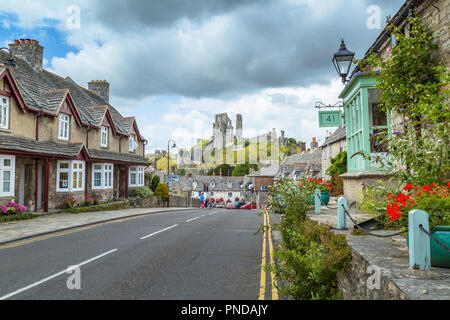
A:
319;110;342;127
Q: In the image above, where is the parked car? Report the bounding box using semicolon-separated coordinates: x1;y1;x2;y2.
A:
226;202;235;209
234;202;244;209
241;204;257;210
216;202;225;208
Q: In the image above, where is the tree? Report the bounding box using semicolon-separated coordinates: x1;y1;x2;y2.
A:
179;168;186;176
154;183;170;200
207;164;235;176
151;175;160;192
232;163;259;176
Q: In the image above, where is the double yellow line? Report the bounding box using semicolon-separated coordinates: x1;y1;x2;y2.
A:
258;209;279;300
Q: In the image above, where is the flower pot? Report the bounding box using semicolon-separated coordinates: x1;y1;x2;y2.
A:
407;226;450;268
310;192;330;205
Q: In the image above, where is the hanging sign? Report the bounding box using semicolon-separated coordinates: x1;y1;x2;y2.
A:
319;110;342;127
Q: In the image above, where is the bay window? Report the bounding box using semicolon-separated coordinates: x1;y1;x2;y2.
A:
0;155;15;196
129;166;144;187
58;114;70;140
92;163;114;189
57;160;85;192
0;96;10;130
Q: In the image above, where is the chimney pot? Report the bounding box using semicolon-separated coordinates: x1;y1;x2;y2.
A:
9;39;44;71
88;80;110;104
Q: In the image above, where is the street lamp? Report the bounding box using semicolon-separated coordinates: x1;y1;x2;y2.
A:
332;39;354;84
167;139;176;186
0;48;15;67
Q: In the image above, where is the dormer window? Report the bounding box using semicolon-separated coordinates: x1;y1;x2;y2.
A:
58;114;70;140
129;134;137;152
0;96;10;130
101;126;108;147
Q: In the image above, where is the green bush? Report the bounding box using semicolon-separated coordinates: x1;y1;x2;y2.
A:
267;179;351;300
273;218;351;300
0;213;37;223
131;186;153;198
151;175;160;192
65;200;129;214
154;183;170;200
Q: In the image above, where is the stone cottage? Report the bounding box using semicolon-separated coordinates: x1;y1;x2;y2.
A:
0;39;149;211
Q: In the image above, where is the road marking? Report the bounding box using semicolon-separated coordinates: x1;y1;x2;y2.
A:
258;210;267;300
208;211;218;215
0;249;118;300
0;214;161;251
266;210;279;300
140;224;178;240
185;217;200;223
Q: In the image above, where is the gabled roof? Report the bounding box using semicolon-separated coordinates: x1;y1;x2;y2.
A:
321;127;346;147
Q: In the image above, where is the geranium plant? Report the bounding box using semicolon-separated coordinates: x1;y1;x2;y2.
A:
298;177;334;194
361;182;450;231
65;196;76;208
0;202;27;216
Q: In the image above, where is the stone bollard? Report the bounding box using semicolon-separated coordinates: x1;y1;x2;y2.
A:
408;210;431;270
314;189;321;214
337;197;348;230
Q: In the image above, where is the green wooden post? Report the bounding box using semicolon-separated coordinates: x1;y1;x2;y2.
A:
314;189;321;214
408;210;431;270
337;197;348;230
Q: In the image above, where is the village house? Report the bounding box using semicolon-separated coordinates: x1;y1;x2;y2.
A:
320;127;346;180
338;0;448;203
0;39;149;211
274;147;322;181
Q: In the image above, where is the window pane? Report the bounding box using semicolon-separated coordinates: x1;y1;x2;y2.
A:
60;162;69;169
59;172;69;189
94;172;102;187
130;173;136;185
4;159;11;167
73;172;77;189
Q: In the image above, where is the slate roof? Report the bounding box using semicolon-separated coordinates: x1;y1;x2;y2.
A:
321;127;346;147
275;148;322;180
179;176;245;192
248;163;280;177
0;50;146;141
0;49;148;163
88;149;149;165
0;134;83;158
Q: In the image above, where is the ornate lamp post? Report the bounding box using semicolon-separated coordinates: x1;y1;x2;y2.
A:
332;39;355;84
0;48;15;67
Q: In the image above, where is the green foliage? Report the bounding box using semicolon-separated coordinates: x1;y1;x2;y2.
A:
207;164;235;176
361;17;450;185
65;200;129;214
179;168;186;176
273;217;351;300
326;151;347;196
154;183;170;200
151;175;160;192
0;213;37;223
145;172;152;186
231;163;259;176
130;186;154;198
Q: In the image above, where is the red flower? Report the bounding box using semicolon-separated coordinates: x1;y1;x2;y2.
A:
422;185;431;193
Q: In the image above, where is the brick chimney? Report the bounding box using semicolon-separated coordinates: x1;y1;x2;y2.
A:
9;39;44;71
310;137;318;150
88;80;110;104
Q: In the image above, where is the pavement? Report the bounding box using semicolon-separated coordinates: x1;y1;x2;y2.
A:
307;203;450;300
0;207;195;245
0;207;280;300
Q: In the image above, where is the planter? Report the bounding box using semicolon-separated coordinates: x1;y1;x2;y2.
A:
407;226;450;268
310;192;330;205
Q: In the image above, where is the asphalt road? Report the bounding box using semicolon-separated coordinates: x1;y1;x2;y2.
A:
0;208;275;300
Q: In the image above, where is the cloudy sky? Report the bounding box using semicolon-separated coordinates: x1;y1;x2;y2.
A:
0;0;404;153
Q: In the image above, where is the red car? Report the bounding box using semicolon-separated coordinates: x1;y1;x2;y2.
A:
241;204;257;210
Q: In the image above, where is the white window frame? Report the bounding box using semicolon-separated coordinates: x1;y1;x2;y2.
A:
0;96;10;130
58;114;70;141
92;163;114;190
129;166;144;187
56;160;85;192
129;134;137;152
0;155;15;197
101;126;108;147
